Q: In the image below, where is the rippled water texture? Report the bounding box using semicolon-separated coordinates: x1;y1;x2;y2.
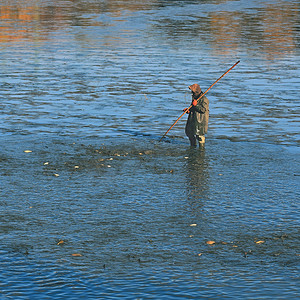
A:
0;0;299;299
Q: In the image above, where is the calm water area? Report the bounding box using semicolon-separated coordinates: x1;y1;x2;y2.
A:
0;0;300;299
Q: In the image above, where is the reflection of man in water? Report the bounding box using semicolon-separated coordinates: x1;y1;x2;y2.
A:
184;84;209;147
185;148;209;212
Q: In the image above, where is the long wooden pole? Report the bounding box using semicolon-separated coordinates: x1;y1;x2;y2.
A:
159;60;240;142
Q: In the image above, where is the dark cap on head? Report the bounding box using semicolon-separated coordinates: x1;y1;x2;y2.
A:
188;84;201;96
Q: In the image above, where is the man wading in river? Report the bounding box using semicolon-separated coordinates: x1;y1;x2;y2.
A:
184;84;209;147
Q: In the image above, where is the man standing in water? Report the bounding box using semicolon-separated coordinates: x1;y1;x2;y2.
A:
184;84;209;147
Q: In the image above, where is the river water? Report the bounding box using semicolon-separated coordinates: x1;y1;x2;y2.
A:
0;0;299;299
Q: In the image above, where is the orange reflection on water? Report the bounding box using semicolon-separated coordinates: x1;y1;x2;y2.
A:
261;4;297;59
209;2;299;59
210;12;241;55
0;6;40;42
0;1;298;60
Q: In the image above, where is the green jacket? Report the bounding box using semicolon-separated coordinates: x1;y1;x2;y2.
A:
185;92;209;136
